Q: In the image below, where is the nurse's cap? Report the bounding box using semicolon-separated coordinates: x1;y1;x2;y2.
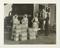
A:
24;14;28;17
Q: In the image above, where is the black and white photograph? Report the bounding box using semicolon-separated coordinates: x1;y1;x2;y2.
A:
4;4;56;44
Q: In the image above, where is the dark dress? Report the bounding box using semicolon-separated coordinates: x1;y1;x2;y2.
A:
45;15;49;36
39;13;44;29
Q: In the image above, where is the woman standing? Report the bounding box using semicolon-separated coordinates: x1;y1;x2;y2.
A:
45;13;49;36
32;13;39;29
11;14;20;40
32;13;39;38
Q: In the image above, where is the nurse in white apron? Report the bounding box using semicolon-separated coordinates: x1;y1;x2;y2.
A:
11;14;20;40
21;14;28;28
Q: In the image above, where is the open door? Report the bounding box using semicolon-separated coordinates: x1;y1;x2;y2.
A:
12;4;33;27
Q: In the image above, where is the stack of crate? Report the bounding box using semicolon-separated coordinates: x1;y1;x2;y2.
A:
20;24;28;41
28;28;37;40
14;24;21;41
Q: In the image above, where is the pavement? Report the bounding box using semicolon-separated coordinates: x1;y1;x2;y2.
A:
4;31;56;44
